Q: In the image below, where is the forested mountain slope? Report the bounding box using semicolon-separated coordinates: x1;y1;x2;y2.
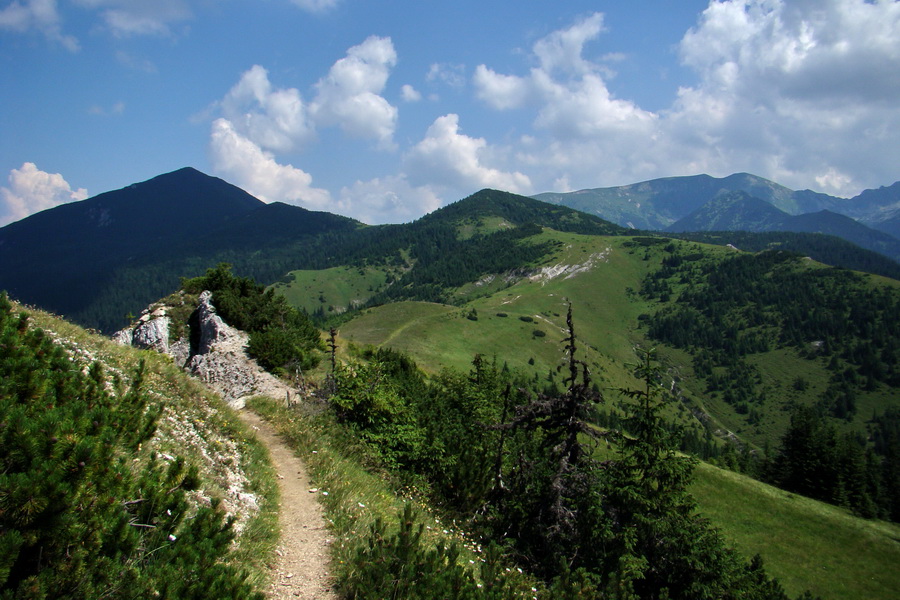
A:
666;191;900;262
0;168;361;332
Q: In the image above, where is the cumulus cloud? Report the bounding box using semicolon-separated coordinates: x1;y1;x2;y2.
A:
472;3;900;197
0;0;79;50
473;66;530;110
209;118;331;210
310;35;398;148
404;114;531;195
532;11;606;76
401;84;422;102
73;0;192;37
207;37;404;217
669;0;900;195
220;65;313;153
0;162;88;226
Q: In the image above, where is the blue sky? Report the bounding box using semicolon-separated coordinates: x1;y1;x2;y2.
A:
1;0;898;226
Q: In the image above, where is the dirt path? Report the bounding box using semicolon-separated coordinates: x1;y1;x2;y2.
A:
239;410;338;600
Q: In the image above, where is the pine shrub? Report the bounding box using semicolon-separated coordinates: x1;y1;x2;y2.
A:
0;292;261;599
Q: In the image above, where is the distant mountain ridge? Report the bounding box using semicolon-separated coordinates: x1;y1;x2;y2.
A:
2;166;898;333
533;173;900;249
666;191;900;262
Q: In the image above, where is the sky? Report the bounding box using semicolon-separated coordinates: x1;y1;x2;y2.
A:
1;0;898;226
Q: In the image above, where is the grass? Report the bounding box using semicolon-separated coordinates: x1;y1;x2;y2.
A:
271;265;390;315
691;461;900;600
19;302;281;593
338;235;660;389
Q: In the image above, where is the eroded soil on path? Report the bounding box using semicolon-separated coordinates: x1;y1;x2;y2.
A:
240;410;337;600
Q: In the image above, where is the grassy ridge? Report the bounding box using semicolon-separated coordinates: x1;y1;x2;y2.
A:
272;265;390;316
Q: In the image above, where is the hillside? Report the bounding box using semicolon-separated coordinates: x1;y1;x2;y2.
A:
0;294;279;597
326;230;900;464
272;189;626;315
3;167;897;333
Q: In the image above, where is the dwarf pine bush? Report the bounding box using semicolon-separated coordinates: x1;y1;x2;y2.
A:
0;292;261;599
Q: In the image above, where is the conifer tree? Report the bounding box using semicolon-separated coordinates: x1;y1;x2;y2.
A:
605;348;791;599
495;305;606;575
0;292;261;599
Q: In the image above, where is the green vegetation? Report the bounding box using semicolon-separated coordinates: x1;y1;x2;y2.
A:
182;263;324;375
271;265;390;317
639;248;900;519
0;292;269;599
691;462;900;600
311;311;810;598
246;396;542;599
671;231;900;281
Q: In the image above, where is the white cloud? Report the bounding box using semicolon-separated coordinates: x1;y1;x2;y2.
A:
532;72;657;139
208;118;331;211
72;0;191;37
338;176;441;225
288;0;340;13
680;0;900;104
669;0;900;195
532;11;605;76
471;3;900;198
0;0;79;50
0;162;88;226
311;36;398;148
472;65;530;110
401;84;421;102
404;114;531;195
220;65;313;153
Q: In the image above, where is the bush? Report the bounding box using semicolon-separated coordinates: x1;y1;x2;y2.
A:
0;292;260;599
182;263;323;374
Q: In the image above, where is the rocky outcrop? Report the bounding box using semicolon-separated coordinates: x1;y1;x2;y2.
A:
194;290;232;354
113;307;170;353
113;290;293;409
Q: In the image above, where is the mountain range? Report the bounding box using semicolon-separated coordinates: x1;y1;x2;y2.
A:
1;167;898;334
533;173;900;260
0;167;360;330
3;166;898;600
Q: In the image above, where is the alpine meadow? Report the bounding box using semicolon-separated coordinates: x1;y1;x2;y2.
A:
1;169;899;599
